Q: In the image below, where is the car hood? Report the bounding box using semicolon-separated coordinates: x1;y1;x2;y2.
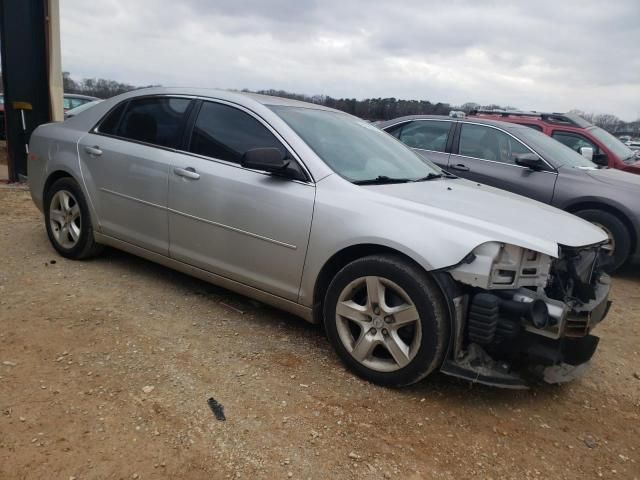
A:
363;178;607;258
583;166;640;188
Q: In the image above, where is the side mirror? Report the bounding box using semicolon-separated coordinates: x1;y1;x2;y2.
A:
579;146;594;161
514;153;545;171
241;147;289;173
592;152;609;167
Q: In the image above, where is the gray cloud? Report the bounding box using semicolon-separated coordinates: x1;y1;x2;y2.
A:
61;0;640;120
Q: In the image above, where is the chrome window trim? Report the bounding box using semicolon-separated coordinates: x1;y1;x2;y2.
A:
177;97;315;185
91;94;315;185
458;120;557;172
383;118;455;131
92;94;197;136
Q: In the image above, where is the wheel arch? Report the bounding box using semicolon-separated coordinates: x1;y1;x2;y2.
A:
311;243;454;326
43;169;101;235
43;169;77;198
565;201;637;256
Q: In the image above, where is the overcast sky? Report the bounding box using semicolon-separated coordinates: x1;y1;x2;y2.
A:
61;0;640;120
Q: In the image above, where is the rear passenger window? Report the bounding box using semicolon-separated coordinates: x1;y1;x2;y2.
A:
98;103;127;135
107;97;190;148
189;102;286;163
397;121;451;152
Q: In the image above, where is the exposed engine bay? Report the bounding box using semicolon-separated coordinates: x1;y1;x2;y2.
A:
440;242;611;388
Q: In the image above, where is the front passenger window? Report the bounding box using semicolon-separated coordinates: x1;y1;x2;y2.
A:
459;124;530;164
552;132;599;154
189;102;287;164
398;121;451;152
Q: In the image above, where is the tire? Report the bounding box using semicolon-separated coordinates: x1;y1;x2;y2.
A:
574;209;631;272
323;254;449;387
44;177;103;260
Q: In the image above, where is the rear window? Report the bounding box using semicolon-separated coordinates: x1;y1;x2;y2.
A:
98;97;190;148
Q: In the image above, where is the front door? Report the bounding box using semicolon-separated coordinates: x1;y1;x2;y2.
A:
78;96;192;254
168;100;315;301
448;122;557;204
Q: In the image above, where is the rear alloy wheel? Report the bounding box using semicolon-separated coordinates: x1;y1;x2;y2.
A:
44;177;103;260
49;190;82;249
574;209;631;272
324;255;449;387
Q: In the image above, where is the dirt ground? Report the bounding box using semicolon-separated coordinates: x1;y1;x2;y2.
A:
0;141;8;181
0;187;638;480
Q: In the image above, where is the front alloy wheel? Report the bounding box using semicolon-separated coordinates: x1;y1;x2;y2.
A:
336;276;422;372
324;254;449;387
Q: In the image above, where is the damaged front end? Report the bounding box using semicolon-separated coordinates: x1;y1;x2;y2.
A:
439;241;611;389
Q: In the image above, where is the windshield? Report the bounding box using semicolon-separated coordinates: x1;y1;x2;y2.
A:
514;125;598;168
269;106;442;182
588;126;636;163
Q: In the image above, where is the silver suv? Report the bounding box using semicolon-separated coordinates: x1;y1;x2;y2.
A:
28;88;610;388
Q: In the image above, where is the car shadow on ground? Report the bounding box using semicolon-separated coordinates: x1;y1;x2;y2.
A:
614;263;640;280
96;245;321;334
90;246;577;405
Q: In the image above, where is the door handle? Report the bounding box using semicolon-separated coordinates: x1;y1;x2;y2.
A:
450;163;470;172
84;146;103;156
173;167;200;180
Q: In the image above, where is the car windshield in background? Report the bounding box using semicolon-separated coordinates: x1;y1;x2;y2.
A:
514;125;598;169
269;106;442;183
588;126;636;163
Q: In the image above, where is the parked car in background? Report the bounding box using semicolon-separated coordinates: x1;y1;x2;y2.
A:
63;93;100;111
466;110;640;175
64;99;103;119
625;140;640;152
380;115;640;270
27;87;611;389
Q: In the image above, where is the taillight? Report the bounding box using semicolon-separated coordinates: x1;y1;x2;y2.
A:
28;153;38;161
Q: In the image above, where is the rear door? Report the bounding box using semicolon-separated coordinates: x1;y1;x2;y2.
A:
167;100;315;301
448;122;557;203
78;96;192;254
385;119;453;168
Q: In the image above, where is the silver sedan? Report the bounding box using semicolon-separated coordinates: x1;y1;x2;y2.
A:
28;88;610;388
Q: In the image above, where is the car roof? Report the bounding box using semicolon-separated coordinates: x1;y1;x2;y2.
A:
64;93;101;100
377;114;530;133
467;111;592;129
112;86;340;113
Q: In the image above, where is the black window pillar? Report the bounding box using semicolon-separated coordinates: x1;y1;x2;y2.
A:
0;0;52;182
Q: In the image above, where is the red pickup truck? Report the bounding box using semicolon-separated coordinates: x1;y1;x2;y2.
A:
468;110;640;175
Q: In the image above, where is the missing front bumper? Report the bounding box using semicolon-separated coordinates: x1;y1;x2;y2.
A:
440;334;601;389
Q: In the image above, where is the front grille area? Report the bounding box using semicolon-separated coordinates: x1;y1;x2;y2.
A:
564;315;590;337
